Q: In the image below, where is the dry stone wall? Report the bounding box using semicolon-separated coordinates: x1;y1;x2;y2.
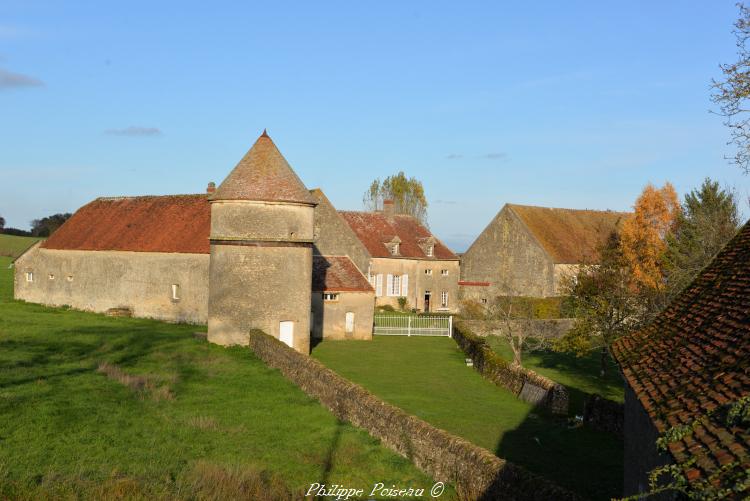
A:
247;330;578;501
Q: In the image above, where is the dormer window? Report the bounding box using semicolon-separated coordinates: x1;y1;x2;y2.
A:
417;236;436;258
426;245;434;257
385;236;401;256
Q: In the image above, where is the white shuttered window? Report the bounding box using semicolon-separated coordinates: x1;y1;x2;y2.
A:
401;274;409;297
375;274;383;296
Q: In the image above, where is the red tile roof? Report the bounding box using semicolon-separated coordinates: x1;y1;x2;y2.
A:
338;211;457;260
613;222;750;486
211;131;317;205
312;255;374;292
508;204;629;264
42;195;211;254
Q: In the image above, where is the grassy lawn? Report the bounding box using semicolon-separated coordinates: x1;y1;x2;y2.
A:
0;234;43;258
313;336;623;500
0;256;437;499
484;336;624;414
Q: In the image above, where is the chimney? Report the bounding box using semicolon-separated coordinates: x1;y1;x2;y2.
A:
383;199;395;220
206;182;216;194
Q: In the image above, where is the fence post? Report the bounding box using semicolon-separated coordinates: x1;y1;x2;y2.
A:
408;315;412;336
448;315;453;337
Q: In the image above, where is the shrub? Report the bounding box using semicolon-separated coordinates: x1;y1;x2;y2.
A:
377;304;395;312
397;297;408;311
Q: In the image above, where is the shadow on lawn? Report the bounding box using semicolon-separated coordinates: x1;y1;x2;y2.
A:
494;406;623;501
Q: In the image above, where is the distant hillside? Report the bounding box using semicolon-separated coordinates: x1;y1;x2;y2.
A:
0;234;43;258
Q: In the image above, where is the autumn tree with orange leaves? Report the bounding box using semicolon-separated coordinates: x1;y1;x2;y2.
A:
619;183;681;293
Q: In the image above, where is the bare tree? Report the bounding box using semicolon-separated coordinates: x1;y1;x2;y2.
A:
363;171;429;225
713;3;750;173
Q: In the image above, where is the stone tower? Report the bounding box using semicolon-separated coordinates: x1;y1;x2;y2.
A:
207;131;317;353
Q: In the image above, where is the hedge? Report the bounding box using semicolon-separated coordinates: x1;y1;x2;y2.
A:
453;321;569;415
247;330;578;501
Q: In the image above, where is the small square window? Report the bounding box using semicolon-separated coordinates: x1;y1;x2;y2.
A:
66;275;74;282
323;293;339;301
171;284;180;301
424;269;432;276
441;269;449;276
481;298;488;304
48;273;55;280
25;272;33;283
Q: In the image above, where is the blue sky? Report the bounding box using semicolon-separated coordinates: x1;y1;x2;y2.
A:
1;1;748;251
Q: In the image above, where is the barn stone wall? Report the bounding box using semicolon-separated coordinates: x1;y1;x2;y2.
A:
460;206;556;297
311;291;374;340
14;247;209;324
311;191;371;274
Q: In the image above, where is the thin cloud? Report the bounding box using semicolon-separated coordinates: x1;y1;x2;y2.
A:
482;152;507;160
434;199;458;205
105;126;162;137
445;154;463;160
0;68;43;89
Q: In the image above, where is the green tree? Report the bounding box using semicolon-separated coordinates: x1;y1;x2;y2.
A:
363;172;428;225
555;232;640;376
0;215;4;231
663;178;741;299
713;3;750;172
30;213;72;237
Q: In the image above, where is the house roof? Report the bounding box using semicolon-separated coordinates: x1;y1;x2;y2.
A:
338;211;457;260
42;194;211;254
210;131;317;205
507;204;629;264
612;222;750;486
312;255;374;292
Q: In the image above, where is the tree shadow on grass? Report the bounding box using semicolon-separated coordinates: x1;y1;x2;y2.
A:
494;406;623;501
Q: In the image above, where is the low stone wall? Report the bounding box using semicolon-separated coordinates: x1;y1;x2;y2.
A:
453;322;569;415
458;318;574;339
583;394;624;438
247;330;578;501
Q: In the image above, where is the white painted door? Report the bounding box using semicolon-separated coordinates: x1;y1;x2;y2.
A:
279;321;294;348
345;312;355;334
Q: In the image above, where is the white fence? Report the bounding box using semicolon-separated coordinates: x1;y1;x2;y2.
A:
373;314;453;337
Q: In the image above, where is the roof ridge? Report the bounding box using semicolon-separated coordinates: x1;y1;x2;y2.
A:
96;193;205;201
507;202;630;214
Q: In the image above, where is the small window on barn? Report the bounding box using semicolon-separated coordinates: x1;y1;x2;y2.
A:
441;269;449;276
48;273;55;280
25;272;33;283
66;275;74;282
481;298;488;304
171;284;180;301
424;269;432;276
323;293;339;301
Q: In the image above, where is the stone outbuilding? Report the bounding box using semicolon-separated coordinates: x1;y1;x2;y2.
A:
14;131;364;353
460;203;628;300
311;255;375;341
612;220;750;499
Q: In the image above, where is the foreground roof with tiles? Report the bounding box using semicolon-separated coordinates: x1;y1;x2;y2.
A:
312;256;374;293
612;221;750;485
42;194;211;254
338;211;457;260
508;204;629;264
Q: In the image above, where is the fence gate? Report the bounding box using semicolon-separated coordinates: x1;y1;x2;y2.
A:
373;315;453;337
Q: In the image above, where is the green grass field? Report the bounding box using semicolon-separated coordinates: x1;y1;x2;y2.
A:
312;336;623;500
484;337;625;414
0;234;43;258
0;256;437;499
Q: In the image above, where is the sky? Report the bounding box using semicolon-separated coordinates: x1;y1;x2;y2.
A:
1;1;749;251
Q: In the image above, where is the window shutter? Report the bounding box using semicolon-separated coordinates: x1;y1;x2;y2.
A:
401;274;409;296
376;274;383;297
386;274;394;297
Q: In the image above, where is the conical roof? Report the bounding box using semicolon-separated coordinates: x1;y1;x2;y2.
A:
211;131;316;205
